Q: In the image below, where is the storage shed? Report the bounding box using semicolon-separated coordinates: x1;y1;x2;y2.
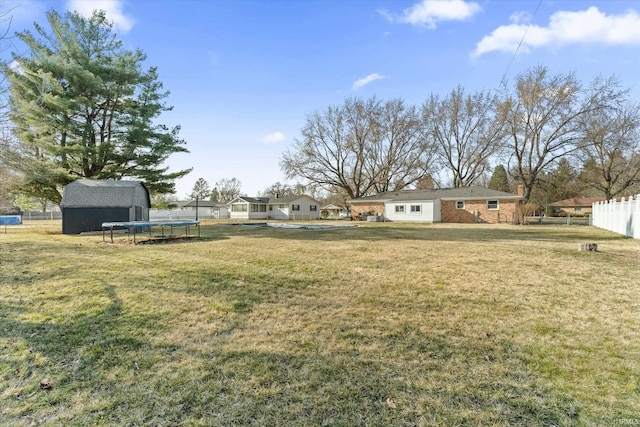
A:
61;180;150;234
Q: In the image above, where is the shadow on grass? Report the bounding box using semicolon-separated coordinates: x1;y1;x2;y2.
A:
0;262;594;425
136;333;581;426
0;280;173;423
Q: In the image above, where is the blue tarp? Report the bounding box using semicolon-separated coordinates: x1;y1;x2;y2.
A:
0;215;22;225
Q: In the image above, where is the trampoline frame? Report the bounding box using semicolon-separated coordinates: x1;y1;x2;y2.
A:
101;220;200;243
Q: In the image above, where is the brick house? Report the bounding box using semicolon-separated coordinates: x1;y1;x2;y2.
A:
548;197;605;216
347;187;524;224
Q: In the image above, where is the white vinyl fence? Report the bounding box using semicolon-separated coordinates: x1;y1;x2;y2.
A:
592;195;640;239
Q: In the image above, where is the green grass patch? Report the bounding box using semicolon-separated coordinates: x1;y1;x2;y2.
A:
1;220;638;425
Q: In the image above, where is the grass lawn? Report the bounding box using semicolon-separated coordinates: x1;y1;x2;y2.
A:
1;220;639;426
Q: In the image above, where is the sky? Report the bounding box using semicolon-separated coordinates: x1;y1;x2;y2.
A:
3;0;640;198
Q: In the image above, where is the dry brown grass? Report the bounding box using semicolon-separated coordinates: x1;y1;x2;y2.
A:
1;220;639;425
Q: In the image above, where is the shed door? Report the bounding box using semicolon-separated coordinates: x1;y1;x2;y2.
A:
62;207;129;234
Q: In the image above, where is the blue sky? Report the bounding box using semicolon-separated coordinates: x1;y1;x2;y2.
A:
4;0;640;197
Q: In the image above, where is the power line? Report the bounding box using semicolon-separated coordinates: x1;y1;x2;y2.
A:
500;0;543;87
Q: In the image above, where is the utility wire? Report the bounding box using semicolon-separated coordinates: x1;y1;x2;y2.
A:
499;0;543;87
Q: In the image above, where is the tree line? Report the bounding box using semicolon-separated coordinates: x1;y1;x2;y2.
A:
2;9;639;212
281;66;640;205
183;177;317;207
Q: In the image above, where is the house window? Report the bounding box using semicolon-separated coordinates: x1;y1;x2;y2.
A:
456;201;465;209
410;205;421;213
231;204;248;212
310;205;317;211
279;204;286;209
575;206;582;212
250;204;267;212
487;200;499;210
269;205;273;211
395;205;405;213
292;205;300;211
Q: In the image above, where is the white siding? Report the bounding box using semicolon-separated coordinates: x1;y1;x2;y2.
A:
213;207;229;219
288;196;321;220
385;200;437;222
230;211;268;220
269;205;289;220
433;199;441;222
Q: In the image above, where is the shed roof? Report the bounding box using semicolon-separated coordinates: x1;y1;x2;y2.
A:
61;179;149;208
348;187;522;203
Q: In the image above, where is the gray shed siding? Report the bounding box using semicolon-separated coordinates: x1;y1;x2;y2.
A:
62;207;130;234
61;180;150;234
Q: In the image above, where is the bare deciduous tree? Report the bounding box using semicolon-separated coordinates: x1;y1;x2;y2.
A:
280;97;437;199
578;92;640;200
259;181;295;198
214;177;242;202
371;98;438;193
497;65;621;203
423;86;505;188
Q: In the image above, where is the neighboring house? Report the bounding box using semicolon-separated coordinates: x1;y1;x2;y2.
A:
348;187;524;224
320;204;348;219
183;200;229;219
61;179;150;234
549;197;605;215
229;195;321;220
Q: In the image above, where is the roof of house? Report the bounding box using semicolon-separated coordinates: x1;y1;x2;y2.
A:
230;195;319;204
321;204;346;210
183;200;228;208
61;179;149;208
549;197;605;207
268;194;318;204
348;187;523;203
231;196;270;204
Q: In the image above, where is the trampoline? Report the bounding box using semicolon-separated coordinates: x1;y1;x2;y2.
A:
1;215;22;233
102;220;200;243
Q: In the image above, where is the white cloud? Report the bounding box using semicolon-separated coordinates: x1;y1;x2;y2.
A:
352;73;387;90
381;0;481;29
3;0;47;25
473;6;640;57
509;11;532;25
67;0;135;33
261;131;286;144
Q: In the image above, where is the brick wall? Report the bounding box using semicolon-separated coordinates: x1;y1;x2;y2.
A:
441;199;521;224
349;202;385;220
